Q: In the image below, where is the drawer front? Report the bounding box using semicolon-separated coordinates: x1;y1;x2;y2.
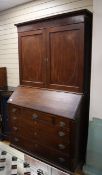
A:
37;135;70;154
10;135;70;170
36;123;70;153
9;104;21;118
20;108;54;125
10;135;34;153
32;143;70;168
55;116;70;131
8;104;21;126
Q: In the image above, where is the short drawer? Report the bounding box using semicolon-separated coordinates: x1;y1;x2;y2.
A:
21;108;54;125
55;116;70;127
8;104;21;117
10;135;34;153
8;104;21;128
55;116;71;131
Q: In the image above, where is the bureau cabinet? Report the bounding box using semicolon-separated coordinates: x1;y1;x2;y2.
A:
8;9;92;173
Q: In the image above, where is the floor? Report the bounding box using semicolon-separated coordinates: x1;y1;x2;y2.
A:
0;141;70;175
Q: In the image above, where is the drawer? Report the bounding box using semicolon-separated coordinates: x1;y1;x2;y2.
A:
37;134;70;154
8;104;21;123
55;116;71;131
37;121;70;137
10;135;34;153
20;108;54;125
32;143;70;170
10;136;71;170
9;104;21;116
37;122;70;138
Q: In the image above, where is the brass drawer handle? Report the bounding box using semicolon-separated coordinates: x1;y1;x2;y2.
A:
13;116;17;120
32;113;38;120
12;108;17;113
58;131;65;137
14;138;19;142
59;121;66;127
58;157;65;163
58;144;66;150
13;127;18;131
34;132;37;136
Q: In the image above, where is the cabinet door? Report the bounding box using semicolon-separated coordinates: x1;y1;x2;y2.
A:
19;29;46;87
46;23;84;92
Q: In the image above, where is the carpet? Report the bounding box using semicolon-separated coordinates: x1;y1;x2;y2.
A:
0;148;33;175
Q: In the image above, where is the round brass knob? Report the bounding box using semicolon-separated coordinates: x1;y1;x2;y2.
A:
58;144;66;150
32;113;38;120
59;121;65;127
12;108;17;113
58;131;65;137
13;116;17;120
34;132;37;136
14;138;19;142
13;127;18;131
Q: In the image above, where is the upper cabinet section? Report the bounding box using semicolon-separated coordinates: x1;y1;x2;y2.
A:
16;10;92;93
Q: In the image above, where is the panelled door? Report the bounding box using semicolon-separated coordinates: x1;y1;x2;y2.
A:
46;23;84;92
19;29;46;87
18;23;84;92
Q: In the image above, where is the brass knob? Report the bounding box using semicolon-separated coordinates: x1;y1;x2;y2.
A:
14;138;19;142
13;127;18;131
58;144;66;150
34;132;37;136
59;121;65;127
58;157;65;163
32;113;38;120
58;131;65;137
13;116;17;120
12;108;17;113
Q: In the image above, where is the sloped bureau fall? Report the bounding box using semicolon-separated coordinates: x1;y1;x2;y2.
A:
8;10;92;173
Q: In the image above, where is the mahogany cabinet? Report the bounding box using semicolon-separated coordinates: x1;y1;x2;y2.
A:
8;9;92;173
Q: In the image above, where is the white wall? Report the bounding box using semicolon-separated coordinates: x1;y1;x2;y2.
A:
89;0;102;119
0;0;93;87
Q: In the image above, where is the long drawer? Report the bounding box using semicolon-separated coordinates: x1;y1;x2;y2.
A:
9;104;71;129
10;134;71;170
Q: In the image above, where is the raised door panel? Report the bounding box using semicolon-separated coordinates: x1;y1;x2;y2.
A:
19;30;46;87
46;23;84;92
